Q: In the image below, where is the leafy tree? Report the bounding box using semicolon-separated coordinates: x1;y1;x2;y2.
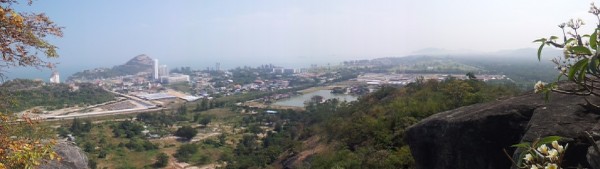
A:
112;120;144;138
70;118;93;136
0;0;63;75
0;0;64;167
175;126;197;140
0;114;59;168
174;144;198;162
466;72;477;80
198;116;212;126
83;142;95;153
154;153;169;168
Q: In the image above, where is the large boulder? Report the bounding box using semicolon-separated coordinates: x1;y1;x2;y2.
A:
39;140;89;169
405;91;600;169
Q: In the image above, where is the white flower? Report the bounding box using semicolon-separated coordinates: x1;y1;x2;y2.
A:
545;163;558;169
524;153;533;162
560;67;567;73
531;165;539;169
537;144;549;154
558;23;566;28
579;18;585;25
552;140;565;153
546;149;558;160
534;81;546;93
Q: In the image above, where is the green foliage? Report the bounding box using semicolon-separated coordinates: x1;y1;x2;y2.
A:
221;79;517;168
534;7;600;103
174;144;199;162
305;79;520;168
0;79;115;112
124;138;157;152
175;126;197;140
112;120;144;138
198;116;212;126
154;153;169;168
69;118;93;136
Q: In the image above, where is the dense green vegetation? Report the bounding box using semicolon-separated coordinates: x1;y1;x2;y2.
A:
300;79;520;168
0;79;115;112
221;78;520;168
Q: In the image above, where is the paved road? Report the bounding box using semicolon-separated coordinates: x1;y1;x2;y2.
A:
41;107;167;121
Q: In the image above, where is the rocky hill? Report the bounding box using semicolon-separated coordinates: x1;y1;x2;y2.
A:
405;84;600;169
67;54;154;82
39;140;89;169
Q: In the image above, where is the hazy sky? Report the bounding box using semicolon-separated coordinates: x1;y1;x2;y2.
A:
8;0;599;78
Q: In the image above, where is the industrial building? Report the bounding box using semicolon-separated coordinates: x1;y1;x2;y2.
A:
160;74;190;84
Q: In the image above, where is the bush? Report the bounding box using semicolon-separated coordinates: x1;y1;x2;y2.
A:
124;139;157;152
174;144;198;162
175;126;197;140
154;153;169;168
98;150;107;158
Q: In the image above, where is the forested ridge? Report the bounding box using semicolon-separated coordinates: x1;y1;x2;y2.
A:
0;79;115;113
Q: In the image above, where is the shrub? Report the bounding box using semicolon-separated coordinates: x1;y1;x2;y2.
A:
154;153;169;168
174;144;198;162
175;126;197;140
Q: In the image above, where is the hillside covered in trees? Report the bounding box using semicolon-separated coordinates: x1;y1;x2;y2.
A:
0;79;115;113
221;78;521;168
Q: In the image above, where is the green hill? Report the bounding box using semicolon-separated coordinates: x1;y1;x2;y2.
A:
0;79;115;113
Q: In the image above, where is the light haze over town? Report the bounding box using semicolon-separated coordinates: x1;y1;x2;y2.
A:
9;0;596;79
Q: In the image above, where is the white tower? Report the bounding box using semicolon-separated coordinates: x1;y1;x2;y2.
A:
50;71;60;83
154;59;159;80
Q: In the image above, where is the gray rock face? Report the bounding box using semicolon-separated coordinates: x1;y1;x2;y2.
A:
405;92;600;169
588;141;600;169
39;140;88;169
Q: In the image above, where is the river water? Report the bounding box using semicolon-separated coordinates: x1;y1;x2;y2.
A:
272;90;357;107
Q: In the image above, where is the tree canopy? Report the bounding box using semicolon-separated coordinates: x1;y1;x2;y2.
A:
0;0;63;168
0;0;63;76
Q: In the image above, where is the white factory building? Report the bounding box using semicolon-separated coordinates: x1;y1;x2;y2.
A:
160;73;190;84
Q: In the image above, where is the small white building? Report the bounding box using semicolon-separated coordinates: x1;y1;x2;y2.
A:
50;71;60;83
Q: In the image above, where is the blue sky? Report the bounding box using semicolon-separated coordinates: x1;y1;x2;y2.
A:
7;0;598;79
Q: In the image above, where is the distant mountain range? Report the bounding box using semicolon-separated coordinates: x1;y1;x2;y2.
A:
409;47;563;60
344;48;561;89
67;54;154;82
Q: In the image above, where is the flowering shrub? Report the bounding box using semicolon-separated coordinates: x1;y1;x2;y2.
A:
534;2;600;109
511;136;568;169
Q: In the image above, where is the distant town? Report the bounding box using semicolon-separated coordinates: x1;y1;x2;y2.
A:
15;54;512;121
